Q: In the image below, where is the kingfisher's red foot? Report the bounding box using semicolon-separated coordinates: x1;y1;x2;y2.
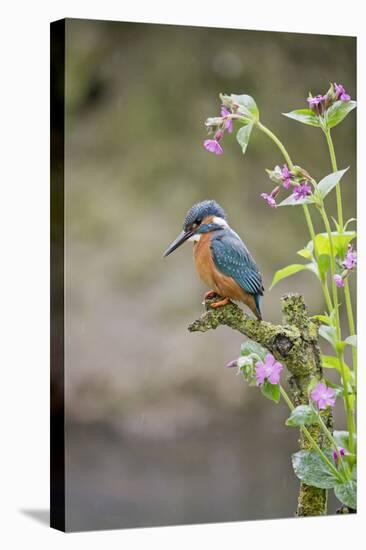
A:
209;296;231;308
204;290;217;300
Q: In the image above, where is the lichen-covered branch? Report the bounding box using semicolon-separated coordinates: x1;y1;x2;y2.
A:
188;293;329;517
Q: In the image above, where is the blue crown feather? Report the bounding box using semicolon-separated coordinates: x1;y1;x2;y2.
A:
183;200;227;230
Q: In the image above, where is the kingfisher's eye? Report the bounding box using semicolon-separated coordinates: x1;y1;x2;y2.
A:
188;219;202;231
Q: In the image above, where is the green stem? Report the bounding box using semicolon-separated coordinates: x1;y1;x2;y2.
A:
344;279;357;382
252;119;355;448
256;121;333;314
303;204;316;242
324;127;357;372
316;411;349;479
301;426;343;482
336;347;356;455
303;204;318;260
324;128;344;230
280;385;295;411
304;204;334;314
304;199;336;315
318;208;355;449
256;121;294;169
322;281;333;314
319;207;341;336
279;386;344;482
322;128;357;443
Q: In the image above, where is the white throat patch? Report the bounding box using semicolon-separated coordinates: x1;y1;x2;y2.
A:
213;216;229;227
188;217;228;243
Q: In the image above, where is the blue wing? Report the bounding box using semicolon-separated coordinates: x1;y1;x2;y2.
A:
211;229;264;297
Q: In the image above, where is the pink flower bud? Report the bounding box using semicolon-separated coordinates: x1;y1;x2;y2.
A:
225;359;238;369
334;274;345;288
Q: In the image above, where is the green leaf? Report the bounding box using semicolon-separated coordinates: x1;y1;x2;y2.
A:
271;264;308;287
317;168;349;199
312;314;330;325
261;379;280;403
297;240;314;260
292;449;339;489
240;339;267;360
334;481;357;510
321;355;352;385
285;405;319;427
345;335;357;348
311;231;356;258
321;354;350;372
317;254;331;281
312;307;337;328
231;94;259;120
282;109;321;127
236;123;253;154
319;324;337;349
334;430;357;454
297;247;313;260
277;193;315;207
325;100;357;129
270;263;317;289
334;336;357;354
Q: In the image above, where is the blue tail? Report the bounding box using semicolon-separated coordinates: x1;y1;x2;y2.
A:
254;294;262;320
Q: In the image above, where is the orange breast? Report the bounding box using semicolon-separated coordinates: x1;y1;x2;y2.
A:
193;233;247;303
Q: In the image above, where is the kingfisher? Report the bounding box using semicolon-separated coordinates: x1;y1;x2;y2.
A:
163;200;264;320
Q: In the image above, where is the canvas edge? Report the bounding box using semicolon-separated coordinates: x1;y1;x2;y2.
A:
50;17;66;533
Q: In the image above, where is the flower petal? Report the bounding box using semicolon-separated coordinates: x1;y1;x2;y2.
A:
317;398;327;410
204;139;223;155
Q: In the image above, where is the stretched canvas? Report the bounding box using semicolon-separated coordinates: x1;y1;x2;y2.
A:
51;18;357;532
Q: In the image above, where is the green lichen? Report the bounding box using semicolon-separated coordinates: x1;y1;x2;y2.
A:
297;483;327;516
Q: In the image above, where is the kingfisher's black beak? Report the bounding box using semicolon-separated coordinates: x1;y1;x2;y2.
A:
163;229;195;257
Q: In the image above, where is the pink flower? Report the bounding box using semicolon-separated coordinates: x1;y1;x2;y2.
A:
334;274;345;288
307;95;325;107
221;106;233;133
261;186;280;208
307;94;327;115
334;83;351;102
255;353;283;386
293;182;312;201
281;164;292;189
310;382;336;410
342;244;357;270
204;139;223;155
333;447;345;464
260;193;276;208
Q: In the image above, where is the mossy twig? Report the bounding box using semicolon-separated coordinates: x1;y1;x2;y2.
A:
188;293;329;516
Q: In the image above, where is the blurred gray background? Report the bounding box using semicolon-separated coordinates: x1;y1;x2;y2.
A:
63;19;356;530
